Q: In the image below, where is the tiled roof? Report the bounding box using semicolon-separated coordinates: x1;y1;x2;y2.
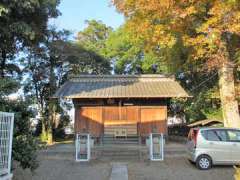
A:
54;75;189;98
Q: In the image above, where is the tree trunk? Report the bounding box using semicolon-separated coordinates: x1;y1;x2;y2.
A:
47;101;55;145
40;113;47;142
218;62;240;128
40;117;47;142
47;128;53;145
0;50;6;78
46;56;56;145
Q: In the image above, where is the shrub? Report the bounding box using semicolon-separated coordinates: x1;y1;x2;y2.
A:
13;135;39;171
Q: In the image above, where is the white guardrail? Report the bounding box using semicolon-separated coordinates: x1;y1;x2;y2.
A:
0;112;14;180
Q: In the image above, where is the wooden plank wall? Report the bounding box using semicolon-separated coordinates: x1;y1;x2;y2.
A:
139;107;167;136
75;107;103;137
104;107;138;136
75;106;167;137
103;106;138;125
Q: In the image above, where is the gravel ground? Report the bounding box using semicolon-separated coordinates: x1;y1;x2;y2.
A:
13;155;111;180
13;143;235;180
32;157;111;180
128;158;234;180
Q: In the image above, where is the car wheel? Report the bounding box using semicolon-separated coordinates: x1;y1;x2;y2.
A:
196;155;212;170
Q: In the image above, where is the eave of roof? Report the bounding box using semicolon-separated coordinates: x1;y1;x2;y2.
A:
187;119;223;127
53;74;190;99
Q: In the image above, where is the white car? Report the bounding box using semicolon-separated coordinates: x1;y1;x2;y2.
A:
187;127;240;170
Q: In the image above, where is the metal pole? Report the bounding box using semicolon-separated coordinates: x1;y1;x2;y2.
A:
149;133;153;160
87;134;89;161
75;134;78;161
161;134;164;161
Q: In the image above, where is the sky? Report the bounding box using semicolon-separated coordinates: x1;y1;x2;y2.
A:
50;0;125;36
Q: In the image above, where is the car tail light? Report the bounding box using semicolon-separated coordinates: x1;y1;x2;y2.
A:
188;128;199;148
193;129;199;148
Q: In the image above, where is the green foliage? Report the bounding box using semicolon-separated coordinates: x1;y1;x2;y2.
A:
13;135;39;171
76;20;181;74
171;97;206;123
67;45;111;75
0;0;60;77
105;26;142;74
167;61;221;123
0;4;8;16
171;85;222;123
105;26;170;74
0;77;20;96
76;20;112;74
0;99;39;171
77;20;113;55
0;0;60;44
204;108;223;121
141;52;169;73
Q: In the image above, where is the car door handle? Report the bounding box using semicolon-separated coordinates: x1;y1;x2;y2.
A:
209;142;214;145
233;143;237;146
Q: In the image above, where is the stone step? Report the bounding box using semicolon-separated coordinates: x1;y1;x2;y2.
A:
93;145;148;160
103;136;139;139
103;139;139;142
103;141;139;145
101;154;141;159
101;151;141;156
102;136;139;145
